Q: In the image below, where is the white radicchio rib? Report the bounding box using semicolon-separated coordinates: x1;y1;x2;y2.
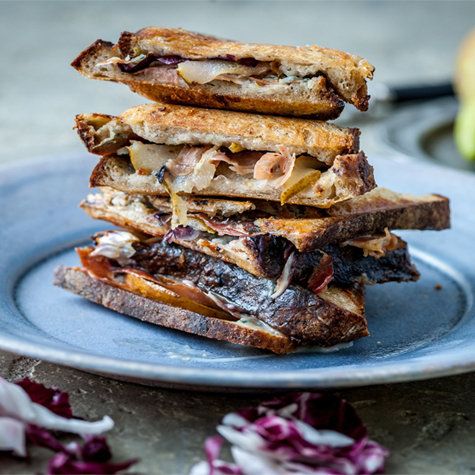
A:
90;230;139;260
271;251;296;299
0;377;114;456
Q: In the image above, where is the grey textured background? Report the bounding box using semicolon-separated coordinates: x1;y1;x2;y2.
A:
2;1;475;474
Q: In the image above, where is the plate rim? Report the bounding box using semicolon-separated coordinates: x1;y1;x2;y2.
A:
2;152;475;389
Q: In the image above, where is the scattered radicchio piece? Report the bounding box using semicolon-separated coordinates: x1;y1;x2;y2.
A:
307;254;334;294
164;225;201;243
190;436;242;475
190;392;389;475
0;376;137;474
16;378;73;419
25;424;69;453
46;451;137;475
79;435;113;463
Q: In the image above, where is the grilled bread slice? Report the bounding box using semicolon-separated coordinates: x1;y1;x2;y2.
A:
79;187;447;279
71;28;374;119
75;103;360;165
54;238;369;349
89;152;374;209
76;103;374;209
54;266;296;354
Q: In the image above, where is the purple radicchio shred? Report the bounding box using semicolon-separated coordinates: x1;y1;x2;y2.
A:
118;54;186;73
215;54;236;61
46;452;137;475
16;378;73;419
213;55;259;67
201;392;389;475
14;378;138;474
204;436;243;475
80;435;112;463
164;226;201;244
25;424;69;453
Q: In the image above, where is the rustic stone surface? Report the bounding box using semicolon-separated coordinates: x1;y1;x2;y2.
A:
2;350;475;474
2;2;475;474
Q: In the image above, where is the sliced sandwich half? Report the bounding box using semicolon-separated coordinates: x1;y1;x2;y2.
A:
80;187;449;281
75;103;375;225
71;27;375;119
54;232;370;354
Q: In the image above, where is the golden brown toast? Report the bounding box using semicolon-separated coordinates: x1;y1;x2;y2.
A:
71;28;374;118
75;103;360;165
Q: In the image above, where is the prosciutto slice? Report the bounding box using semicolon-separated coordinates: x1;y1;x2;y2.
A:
166;146;206;176
254;145;296;187
211;150;262;175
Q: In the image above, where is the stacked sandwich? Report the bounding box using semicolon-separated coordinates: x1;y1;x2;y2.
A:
55;28;450;354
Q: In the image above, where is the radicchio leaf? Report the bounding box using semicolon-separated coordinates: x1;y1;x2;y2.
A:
16;378;73;419
46;452;137;475
118;54;186;73
0;377;113;435
189;436;243;475
193;392;389;475
164;225;201;243
25;424;68;453
307;254;334;294
80;435;113;463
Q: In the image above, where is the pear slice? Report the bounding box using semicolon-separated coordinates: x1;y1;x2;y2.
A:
128;141;181;174
177;60;264;85
280;157;322;205
123;272;235;321
454;28;475;160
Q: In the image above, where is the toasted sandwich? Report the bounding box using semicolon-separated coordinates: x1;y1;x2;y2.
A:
71;28;375;119
54;233;370;354
80;187;449;280
75;103;375;224
60;29;450;355
54;185;448;353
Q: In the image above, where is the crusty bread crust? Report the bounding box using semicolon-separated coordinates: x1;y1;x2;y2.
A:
125;78;344;120
71;40;344;120
75;104;360;165
54;265;368;348
118;28;374;110
53;265;296;354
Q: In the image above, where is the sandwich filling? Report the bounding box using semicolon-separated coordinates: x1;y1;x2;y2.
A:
125;140;330;224
91;142;374;223
96;54;344;105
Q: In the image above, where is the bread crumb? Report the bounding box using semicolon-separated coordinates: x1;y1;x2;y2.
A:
435;284;443;290
377;341;381;345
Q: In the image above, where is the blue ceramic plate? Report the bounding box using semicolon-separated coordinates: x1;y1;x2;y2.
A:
1;153;474;390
